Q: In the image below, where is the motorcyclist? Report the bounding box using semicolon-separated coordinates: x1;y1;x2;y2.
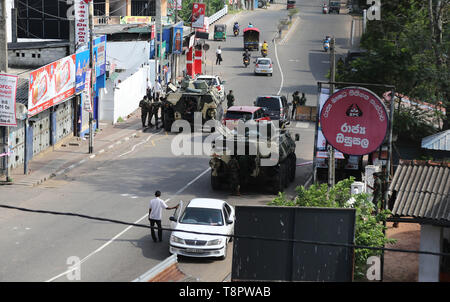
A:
261;40;269;55
248;22;254;28
242;49;250;65
233;22;239;32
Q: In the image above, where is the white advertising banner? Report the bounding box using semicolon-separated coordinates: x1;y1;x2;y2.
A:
75;0;90;51
83;69;92;112
0;73;18;127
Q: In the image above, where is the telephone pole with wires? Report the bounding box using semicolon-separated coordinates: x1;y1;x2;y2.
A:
88;0;94;154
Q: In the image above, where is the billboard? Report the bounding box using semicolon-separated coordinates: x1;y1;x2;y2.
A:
320;87;389;156
172;26;183;54
191;3;206;28
74;0;90;51
28;55;76;117
0;74;18;126
75;35;107;94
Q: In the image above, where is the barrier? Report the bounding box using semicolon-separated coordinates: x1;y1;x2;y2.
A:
208;5;228;25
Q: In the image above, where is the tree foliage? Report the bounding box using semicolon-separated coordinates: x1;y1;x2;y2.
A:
270;177;396;280
177;0;225;24
337;0;449;131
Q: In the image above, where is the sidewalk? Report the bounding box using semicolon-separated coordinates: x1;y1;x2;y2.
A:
1;110;146;187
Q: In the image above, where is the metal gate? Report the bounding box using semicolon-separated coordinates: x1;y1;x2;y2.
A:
232;206;356;282
32;110;51;157
54;101;73;143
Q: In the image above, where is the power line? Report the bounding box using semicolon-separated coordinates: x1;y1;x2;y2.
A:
1;203;450;258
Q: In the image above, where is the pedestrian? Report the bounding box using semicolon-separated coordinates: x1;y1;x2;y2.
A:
299;92;307;106
291;91;300;119
139;95;152;128
228;156;241;196
226;90;235;108
367;172;384;213
148;191;179;242
216;46;223;65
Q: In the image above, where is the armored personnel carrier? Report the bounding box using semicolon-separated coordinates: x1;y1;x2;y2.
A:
161;77;224;132
209;121;300;194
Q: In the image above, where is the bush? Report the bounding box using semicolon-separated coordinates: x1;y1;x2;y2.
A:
269;177;396;280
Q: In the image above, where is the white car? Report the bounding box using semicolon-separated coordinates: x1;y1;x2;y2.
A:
195;75;226;100
169;198;235;259
254;57;273;76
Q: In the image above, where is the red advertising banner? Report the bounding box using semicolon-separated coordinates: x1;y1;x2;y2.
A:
319;87;389;156
191;3;206;28
28;55;76;117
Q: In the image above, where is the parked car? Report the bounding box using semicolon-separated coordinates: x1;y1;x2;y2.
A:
196;75;226;100
223;105;270;129
169;198;235;259
254;57;273;76
254;95;289;124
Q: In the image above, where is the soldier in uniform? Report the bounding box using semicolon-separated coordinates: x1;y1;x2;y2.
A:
228;156;241;196
291;91;300;119
151;96;161;129
139;96;152;128
226;90;235;109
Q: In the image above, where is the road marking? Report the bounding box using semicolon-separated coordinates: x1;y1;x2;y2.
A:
274;41;284;95
118;129;162;158
45;167;211;282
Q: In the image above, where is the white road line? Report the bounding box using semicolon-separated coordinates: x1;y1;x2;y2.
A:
118;129;162;158
274;40;284;96
45;167;211;282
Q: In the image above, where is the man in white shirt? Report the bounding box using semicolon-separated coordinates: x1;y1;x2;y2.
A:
149;191;179;242
216;46;223;65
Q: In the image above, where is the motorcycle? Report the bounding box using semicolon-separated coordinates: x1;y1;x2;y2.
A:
243;56;250;67
234;28;239;36
261;48;268;57
323;41;330;52
323;6;328;14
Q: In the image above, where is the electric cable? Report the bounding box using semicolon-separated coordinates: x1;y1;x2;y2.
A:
1;203;450;258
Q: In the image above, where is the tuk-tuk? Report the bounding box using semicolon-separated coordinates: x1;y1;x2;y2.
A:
287;0;296;9
214;24;226;41
243;27;260;51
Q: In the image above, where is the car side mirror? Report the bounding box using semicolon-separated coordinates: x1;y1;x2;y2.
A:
169;216;177;222
226;219;234;225
295;133;300;141
221;80;226;84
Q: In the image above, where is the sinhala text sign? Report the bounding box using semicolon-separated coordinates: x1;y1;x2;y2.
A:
0;74;18;126
320;87;388;156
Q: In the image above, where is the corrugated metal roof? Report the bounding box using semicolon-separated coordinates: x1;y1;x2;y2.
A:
421;130;450;151
16;77;29;106
389;160;450;222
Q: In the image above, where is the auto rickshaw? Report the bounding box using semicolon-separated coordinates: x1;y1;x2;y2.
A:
214;24;226;41
287;0;296;9
243;27;260;51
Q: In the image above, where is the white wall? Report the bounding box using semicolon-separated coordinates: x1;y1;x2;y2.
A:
5;0;13;43
419;224;442;282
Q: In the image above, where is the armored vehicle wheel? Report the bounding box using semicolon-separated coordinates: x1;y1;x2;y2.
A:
211;175;220;190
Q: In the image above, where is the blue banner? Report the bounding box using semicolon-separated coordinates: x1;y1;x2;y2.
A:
172;26;183;54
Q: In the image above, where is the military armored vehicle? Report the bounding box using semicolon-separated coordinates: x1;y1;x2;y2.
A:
161;78;224;132
209;121;300;194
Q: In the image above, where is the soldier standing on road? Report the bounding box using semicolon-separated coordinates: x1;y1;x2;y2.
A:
291;91;300;119
139;95;152;128
299;92;307;106
151;97;161;129
227;90;235;108
148;191;179;242
228;156;241;196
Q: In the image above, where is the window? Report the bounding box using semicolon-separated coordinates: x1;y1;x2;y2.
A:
255;97;281;110
226;111;252;120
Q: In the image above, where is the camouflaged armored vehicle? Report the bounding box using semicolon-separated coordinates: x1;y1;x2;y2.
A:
209;121;299;194
161;78;224;132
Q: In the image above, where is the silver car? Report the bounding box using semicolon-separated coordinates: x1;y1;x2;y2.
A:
254;57;273;76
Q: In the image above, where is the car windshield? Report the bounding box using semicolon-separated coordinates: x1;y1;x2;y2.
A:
255;97;280;110
198;78;217;86
257;59;271;65
225;111;252;120
179;207;224;226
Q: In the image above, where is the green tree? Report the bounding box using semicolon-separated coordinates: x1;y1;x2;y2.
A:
270;177;396;280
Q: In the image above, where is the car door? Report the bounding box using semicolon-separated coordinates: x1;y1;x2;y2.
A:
170;200;184;229
223;202;235;235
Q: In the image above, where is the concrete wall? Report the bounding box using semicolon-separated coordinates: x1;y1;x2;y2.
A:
419;224;442;282
8;47;68;68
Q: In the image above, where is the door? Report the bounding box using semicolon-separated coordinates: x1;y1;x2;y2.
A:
170;200;184;229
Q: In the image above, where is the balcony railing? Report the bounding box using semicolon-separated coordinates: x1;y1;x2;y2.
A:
94;16;121;25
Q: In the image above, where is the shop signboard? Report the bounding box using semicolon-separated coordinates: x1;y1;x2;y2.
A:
0;73;18;126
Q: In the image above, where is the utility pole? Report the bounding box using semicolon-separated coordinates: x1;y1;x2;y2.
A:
155;0;161;89
328;36;336;190
88;0;94;154
1;0;11;182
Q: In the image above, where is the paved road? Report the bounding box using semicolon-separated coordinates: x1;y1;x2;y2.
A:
0;1;352;282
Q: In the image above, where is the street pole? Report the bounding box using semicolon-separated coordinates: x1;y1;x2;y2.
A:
328;36;336;190
88;0;94;154
1;0;11;182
